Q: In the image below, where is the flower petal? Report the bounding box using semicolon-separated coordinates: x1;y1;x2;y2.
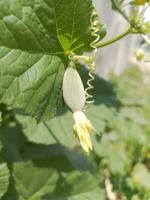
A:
72;111;94;153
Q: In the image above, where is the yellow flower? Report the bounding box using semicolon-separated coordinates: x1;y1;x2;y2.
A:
131;0;149;5
73;111;95;153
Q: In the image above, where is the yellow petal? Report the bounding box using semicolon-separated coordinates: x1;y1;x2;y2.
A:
72;111;94;153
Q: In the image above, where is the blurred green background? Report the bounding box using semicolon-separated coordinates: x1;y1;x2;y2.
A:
0;66;150;200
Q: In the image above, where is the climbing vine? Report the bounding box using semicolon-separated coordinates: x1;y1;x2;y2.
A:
0;0;150;199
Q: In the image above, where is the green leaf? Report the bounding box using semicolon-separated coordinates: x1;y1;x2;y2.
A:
44;188;106;200
21;143;96;173
0;124;27;163
12;161;99;200
95;140;131;175
1;131;97;200
131;163;150;191
67;188;106;200
0;0;104;121
15;110;74;146
0;52;65;121
15;101;115;152
0;0;96;54
0;163;10;199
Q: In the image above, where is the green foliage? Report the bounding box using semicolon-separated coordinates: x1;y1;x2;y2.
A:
105;68;150;199
1;67;150;199
0;67;117;199
130;163;150;190
0;0;150;199
0;0;105;121
13;161;98;200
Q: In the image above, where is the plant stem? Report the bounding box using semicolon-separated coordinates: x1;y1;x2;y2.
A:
96;27;131;48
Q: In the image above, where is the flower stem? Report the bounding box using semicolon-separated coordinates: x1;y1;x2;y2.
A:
96;27;131;48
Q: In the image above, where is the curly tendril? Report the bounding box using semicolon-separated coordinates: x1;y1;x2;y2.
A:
85;10;100;104
68;10;100;105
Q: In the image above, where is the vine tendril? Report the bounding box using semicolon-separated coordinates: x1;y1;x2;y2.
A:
85;10;100;104
68;10;100;105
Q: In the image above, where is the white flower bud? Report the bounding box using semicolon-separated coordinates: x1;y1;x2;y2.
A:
63;67;85;112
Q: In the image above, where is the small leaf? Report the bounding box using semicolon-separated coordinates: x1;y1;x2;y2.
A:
131;163;150;190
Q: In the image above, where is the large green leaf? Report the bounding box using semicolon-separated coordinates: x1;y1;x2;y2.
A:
0;121;100;199
0;108;96;172
44;188;106;200
15;101;115;152
12;161;99;200
0;0;103;121
15;110;74;146
0;163;10;199
0;53;65;121
0;0;98;54
0;122;101;199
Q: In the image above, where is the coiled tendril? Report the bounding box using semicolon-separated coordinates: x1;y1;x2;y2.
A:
85;10;100;104
68;10;100;105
